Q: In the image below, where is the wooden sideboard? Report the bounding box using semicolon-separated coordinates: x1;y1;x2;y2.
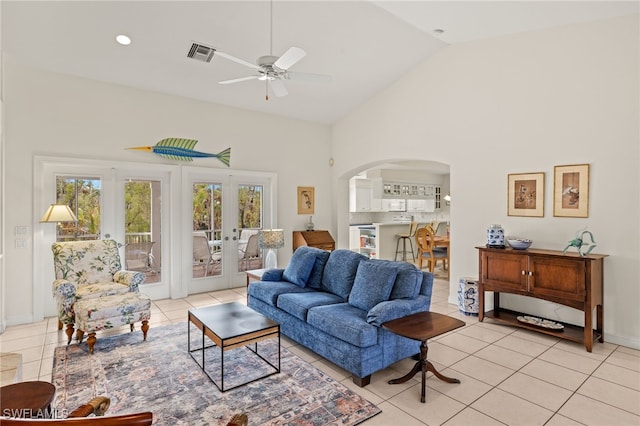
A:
292;230;335;252
476;246;607;352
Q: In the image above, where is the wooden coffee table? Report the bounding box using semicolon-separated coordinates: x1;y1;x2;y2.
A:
0;380;56;418
383;311;465;402
188;302;280;392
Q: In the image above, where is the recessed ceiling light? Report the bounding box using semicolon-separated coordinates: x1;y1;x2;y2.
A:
116;34;131;46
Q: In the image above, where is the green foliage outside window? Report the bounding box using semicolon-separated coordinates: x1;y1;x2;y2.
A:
56;177;101;240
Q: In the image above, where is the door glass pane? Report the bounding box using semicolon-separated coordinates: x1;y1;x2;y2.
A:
55;176;101;242
193;182;222;278
124;179;161;284
237;184;263;272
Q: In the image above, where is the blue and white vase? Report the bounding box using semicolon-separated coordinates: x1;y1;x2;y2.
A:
457;277;479;316
487;224;505;248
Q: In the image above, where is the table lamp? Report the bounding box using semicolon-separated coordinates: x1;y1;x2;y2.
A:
258;229;284;269
40;204;78;223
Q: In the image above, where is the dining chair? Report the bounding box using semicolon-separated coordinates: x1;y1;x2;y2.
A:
415;226;449;276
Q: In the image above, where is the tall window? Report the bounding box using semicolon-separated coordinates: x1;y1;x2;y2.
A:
125;179;161;283
55;176;101;241
238;184;262;229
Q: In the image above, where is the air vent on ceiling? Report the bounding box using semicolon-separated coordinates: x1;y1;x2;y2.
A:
187;42;215;63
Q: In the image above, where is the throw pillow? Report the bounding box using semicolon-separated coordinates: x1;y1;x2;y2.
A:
348;260;398;312
283;248;316;287
390;262;423;300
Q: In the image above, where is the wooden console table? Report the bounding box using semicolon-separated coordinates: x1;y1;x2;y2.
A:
477;247;607;352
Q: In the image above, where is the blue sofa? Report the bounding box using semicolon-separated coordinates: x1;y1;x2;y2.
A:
248;247;434;386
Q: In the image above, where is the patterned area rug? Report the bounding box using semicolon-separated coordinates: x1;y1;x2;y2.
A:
52;322;380;425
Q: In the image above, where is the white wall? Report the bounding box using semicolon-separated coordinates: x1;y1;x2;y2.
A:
332;15;640;348
2;61;332;325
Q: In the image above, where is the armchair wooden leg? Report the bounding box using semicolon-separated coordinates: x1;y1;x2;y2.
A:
65;324;75;345
76;329;85;343
87;333;97;354
141;320;149;341
58;319;63;330
130;324;135;332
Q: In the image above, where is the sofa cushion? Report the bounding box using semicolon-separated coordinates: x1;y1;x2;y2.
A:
348;260;398;311
307;303;378;348
249;281;314;307
306;248;331;289
320;250;367;298
277;291;346;322
390;262;423;300
283;248;316;287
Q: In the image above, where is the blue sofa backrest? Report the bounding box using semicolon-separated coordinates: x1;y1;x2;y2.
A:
320;249;367;298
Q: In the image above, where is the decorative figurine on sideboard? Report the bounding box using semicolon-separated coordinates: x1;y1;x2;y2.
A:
563;229;596;256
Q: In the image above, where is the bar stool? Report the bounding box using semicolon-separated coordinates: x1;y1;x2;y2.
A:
395;222;418;261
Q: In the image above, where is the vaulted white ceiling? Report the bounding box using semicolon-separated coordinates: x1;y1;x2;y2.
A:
2;1;637;124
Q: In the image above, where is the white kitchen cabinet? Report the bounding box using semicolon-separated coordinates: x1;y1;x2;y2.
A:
349;178;372;212
406;199;435;212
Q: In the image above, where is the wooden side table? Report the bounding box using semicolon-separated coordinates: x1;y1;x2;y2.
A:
245;268;267;288
383;312;465;403
0;381;56;417
245;269;267;302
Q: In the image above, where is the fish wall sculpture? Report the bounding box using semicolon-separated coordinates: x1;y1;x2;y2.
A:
128;138;230;167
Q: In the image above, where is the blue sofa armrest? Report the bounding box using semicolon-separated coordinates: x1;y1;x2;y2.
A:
366;295;431;326
262;268;285;281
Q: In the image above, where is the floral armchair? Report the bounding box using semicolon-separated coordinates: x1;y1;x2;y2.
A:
51;239;145;343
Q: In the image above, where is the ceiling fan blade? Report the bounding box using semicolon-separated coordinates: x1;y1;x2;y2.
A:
215;51;260;70
270;79;288;97
219;75;260;85
286;71;332;82
274;46;306;70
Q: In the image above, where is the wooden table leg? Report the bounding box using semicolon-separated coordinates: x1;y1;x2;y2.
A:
388;340;460;403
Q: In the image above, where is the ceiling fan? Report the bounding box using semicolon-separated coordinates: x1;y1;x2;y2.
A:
212;1;331;100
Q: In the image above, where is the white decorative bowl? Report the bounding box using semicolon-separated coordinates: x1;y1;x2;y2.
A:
507;238;532;250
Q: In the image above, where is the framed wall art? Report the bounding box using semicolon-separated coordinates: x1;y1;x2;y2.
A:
507;172;544;217
554;164;589;217
297;186;315;215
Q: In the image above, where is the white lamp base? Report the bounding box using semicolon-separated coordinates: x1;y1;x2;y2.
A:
264;249;278;269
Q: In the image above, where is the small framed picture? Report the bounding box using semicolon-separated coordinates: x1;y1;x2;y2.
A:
297;186;315;215
507;172;544;217
554;164;589;217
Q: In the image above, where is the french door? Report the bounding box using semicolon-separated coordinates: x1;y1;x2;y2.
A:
34;157;174;319
183;167;275;294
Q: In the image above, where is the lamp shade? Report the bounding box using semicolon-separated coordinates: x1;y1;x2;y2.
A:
40;204;78;223
258;229;285;249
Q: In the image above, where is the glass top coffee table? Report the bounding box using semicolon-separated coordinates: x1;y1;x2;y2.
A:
188;301;280;392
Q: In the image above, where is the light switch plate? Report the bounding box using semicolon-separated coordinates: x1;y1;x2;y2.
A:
15;226;28;236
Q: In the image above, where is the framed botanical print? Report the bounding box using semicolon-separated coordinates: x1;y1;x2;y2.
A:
554;164;589;217
507;172;544;217
297;186;315;215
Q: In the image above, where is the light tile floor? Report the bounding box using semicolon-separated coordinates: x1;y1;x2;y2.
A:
1;278;639;426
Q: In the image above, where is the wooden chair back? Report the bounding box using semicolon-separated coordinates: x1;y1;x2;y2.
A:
415;226;448;273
